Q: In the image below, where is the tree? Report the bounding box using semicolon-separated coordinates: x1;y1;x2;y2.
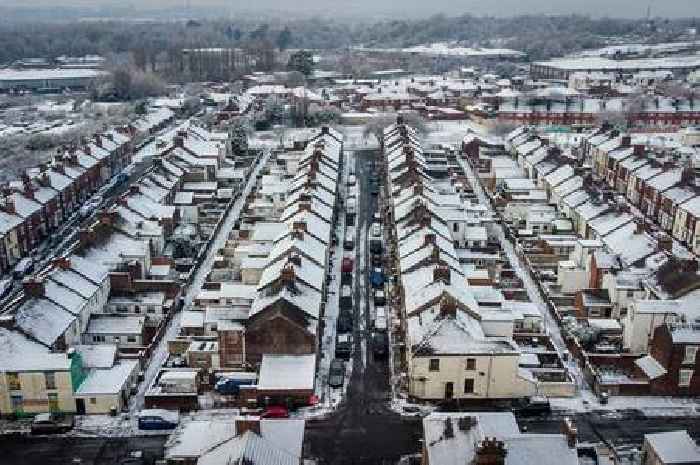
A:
276;27;292;51
287;50;314;77
305;104;341;127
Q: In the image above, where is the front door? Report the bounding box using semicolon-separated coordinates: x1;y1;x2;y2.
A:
48;393;59;412
75;398;86;415
444;382;454;400
10;395;23;415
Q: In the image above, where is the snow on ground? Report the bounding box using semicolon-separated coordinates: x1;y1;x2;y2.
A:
358;182;369;372
128;150;271;415
314;151;351;413
424;120;485;147
551;393;700;416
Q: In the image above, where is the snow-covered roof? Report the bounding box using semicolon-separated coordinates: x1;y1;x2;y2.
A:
645;430;700;464
257;354;316;391
74;344;117;369
0;327;69;371
634;355;667;380
76;360;138;395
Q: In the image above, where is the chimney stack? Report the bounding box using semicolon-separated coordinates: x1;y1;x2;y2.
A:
657;233;672;253
235;417;261;436
433;265;450;284
98;209;118;227
288;254;302;267
281;264;295;285
474;438;507;465
634;217;645;234
424;233;436;247
621;135;631;147
0;197;16;215
439;296;457;318
52;257;71;270
292;221;307;234
23;277;45;298
633;144;645;158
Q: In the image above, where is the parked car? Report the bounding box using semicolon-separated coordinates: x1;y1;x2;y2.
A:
512;397;551;417
341;256;354;273
215;372;258;395
371;252;383;267
344;228;355;251
374;306;387;332
371;223;381;237
337;311;354;333
372;332;388;358
370;268;385;289
13;257;34;280
340;285;353;310
335;333;353;360
137;409;180;430
31;413;74;434
347;175;357;186
373;212;381;223
374;289;386;306
369;239;383;255
329;359;346;388
0;277;13;298
262;406;289;419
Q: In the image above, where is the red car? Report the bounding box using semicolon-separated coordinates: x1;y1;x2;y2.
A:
341;256;354;273
261;406;289;419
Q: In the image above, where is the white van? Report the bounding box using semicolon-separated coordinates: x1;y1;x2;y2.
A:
347;175;357;186
347;198;357;214
344;227;355;250
371;223;381;237
374;306;387;331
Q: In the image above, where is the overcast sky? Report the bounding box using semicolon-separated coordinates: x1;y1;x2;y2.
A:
9;0;700;18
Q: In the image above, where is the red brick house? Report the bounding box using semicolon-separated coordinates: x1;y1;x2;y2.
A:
649;323;700;396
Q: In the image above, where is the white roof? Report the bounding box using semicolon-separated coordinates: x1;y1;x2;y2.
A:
635;355;667;380
0;328;70;371
76;360;138;395
645;430;700;464
257;354;316;391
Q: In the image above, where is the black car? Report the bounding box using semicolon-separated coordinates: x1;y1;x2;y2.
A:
372;332;388;358
512;397;551;417
329;359;346;388
337;311;354;333
335;334;353;360
31;413;74;434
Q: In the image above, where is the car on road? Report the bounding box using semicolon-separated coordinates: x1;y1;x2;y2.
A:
340;285;353;310
137;409;180;430
0;277;13;298
335;333;353;360
369;239;383;255
512;397;551;417
374;306;387;332
337;311;354;333
31;413;74;434
371;223;381;237
372;332;388;358
344;227;355;250
374;289;386;306
370;268;385;288
13;257;34;280
373;212;381;223
341;256;354;273
347;175;357;186
329;359;346;388
262;406;289;419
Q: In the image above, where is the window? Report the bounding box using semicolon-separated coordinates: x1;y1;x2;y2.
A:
134;306;141;314
684;346;699;364
679;370;693;387
466;358;476;371
627;290;635;298
464;378;475;394
92;335;105;343
45;372;56;390
90;397;97;405
127;336;137;343
7;372;20;391
453;223;459;233
429;359;440;372
147;306;156;314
